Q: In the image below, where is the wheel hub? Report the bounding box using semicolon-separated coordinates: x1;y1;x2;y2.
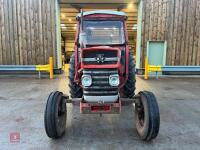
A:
136;103;145;127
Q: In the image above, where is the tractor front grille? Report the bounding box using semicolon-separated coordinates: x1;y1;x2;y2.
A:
83;69;118;96
82;50;118;65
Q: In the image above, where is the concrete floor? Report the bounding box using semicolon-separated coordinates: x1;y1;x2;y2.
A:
0;74;200;150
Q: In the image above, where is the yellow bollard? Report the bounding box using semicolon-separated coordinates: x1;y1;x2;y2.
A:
144;57;148;80
49;57;53;79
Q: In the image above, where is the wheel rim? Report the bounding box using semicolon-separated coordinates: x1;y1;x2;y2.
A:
56;98;66;128
136;102;145;127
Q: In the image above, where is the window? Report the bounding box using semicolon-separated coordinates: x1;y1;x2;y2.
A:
82;21;125;45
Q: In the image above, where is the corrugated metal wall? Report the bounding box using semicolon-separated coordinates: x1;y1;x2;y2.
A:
140;0;200;68
0;0;58;66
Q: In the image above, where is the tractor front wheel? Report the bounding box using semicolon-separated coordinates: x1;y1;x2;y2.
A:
44;91;66;139
135;91;160;141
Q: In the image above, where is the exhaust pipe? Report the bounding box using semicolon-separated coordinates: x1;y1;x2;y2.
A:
79;9;87;48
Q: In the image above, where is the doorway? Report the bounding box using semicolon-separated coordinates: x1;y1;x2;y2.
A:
59;0;138;64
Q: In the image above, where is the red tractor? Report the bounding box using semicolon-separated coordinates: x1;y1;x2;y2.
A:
44;10;160;141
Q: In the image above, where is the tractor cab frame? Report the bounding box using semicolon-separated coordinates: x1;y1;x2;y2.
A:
74;11;130;88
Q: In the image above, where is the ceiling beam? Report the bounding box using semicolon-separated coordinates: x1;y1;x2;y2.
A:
60;8;137;13
60;21;137;24
60;12;137;16
71;4;82;12
60;19;138;23
61;30;136;33
59;0;138;4
60;3;137;9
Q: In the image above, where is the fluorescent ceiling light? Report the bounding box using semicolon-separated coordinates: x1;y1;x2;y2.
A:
132;26;137;30
61;14;65;18
61;26;67;29
128;3;133;8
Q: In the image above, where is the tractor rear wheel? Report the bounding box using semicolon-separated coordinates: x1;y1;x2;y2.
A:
44;91;66;139
122;54;136;98
135;91;160;141
68;53;83;98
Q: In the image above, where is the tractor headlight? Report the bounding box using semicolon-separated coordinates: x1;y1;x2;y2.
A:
109;74;120;86
81;75;92;87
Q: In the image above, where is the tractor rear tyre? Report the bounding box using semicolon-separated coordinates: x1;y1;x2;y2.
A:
122;54;136;98
135;91;160;141
68;53;83;98
44;91;66;139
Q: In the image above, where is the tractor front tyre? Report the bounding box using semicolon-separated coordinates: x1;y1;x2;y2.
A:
123;54;136;98
44;91;66;139
135;91;160;141
68;53;83;98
